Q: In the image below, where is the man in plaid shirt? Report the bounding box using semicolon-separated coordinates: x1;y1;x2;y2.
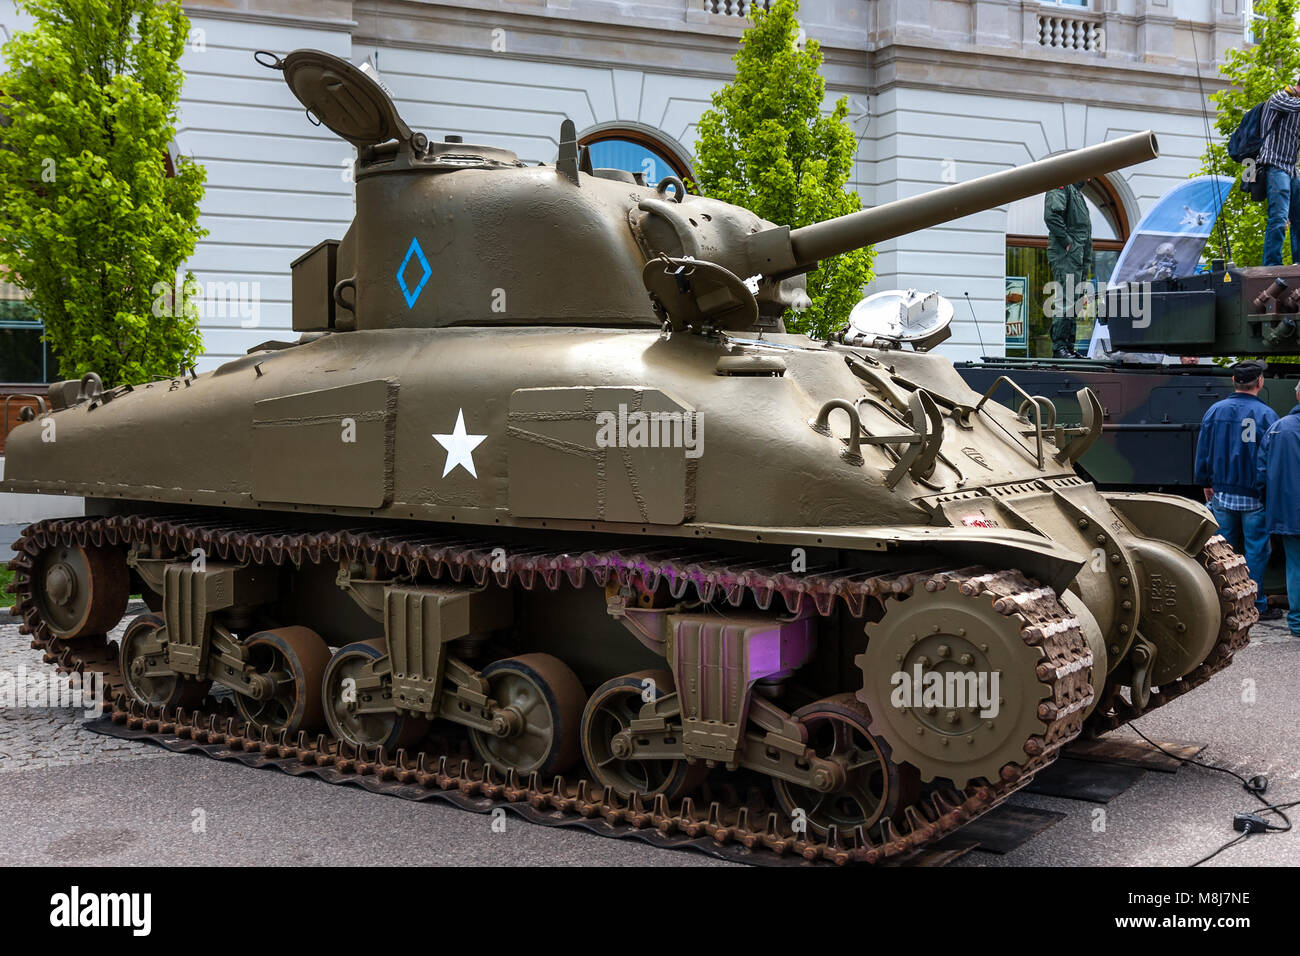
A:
1194;360;1278;617
1259;84;1300;266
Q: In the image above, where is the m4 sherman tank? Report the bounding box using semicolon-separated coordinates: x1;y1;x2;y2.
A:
2;50;1255;864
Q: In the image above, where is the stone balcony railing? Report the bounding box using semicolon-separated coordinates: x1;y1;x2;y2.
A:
700;0;771;16
1036;9;1105;54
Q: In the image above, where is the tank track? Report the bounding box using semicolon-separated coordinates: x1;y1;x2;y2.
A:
1084;534;1256;736
10;513;1094;865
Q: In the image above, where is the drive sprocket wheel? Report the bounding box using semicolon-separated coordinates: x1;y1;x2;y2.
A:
854;572;1066;788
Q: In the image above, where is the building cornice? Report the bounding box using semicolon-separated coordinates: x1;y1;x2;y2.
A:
184;3;357;33
349;1;869;91
184;0;1237;113
871;41;1230;117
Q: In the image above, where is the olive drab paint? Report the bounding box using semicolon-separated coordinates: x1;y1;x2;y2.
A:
0;50;1255;839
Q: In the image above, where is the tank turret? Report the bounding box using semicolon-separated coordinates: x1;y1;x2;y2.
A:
270;49;1158;337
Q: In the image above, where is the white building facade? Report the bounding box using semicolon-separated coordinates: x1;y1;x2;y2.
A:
0;0;1260;377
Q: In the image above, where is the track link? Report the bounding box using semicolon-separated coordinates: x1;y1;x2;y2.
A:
11;513;1100;864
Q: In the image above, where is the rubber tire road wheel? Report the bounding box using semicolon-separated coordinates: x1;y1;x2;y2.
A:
772;693;918;839
322;638;430;751
581;669;705;801
468;653;585;778
119;612;210;711
234;626;331;735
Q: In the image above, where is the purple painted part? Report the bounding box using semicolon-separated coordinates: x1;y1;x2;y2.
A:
746;620;817;683
747;628;785;682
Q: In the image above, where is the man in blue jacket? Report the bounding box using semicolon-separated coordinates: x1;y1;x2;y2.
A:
1195;360;1278;617
1256;381;1300;636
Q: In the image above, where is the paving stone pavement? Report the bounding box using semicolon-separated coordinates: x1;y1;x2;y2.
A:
0;601;165;774
1249;615;1298;644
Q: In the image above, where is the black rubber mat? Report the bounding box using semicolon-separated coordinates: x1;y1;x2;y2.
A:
1023;757;1147;803
87;715;1085;866
931;802;1067;855
890;844;980;867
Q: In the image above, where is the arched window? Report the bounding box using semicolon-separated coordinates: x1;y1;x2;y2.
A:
577;125;693;188
1004;174;1132;356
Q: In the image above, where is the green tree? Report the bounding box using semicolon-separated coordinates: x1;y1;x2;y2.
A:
1196;0;1300;267
0;0;206;386
692;0;872;339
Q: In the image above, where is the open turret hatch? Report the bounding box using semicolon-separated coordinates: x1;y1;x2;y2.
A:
260;48;416;149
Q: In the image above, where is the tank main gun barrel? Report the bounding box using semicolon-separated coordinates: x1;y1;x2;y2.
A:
746;131;1159;275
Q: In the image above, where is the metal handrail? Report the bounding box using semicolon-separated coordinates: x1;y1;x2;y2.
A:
974;375;1048;469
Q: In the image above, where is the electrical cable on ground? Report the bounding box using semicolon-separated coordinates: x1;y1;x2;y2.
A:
1127;723;1294;865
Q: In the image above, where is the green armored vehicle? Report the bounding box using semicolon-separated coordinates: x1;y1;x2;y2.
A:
2;50;1255;863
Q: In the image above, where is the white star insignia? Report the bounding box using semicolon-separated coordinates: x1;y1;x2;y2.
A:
433;408;487;478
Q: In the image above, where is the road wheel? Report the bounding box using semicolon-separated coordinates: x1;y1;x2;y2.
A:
468;653;584;777
119;612;209;711
581;669;704;800
772;694;917;839
322;638;429;750
234;626;331;734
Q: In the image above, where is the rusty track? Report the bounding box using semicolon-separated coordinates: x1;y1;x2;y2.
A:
10;513;1106;864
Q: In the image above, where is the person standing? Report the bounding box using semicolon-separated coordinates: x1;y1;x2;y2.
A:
1044;180;1093;358
1256;380;1300;635
1258;83;1300;267
1194;359;1278;618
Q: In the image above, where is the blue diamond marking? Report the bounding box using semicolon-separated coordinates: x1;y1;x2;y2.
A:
397;236;432;309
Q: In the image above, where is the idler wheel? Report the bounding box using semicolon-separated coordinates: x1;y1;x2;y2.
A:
32;543;128;639
580;670;705;801
854;583;1052;788
234;626;331;734
771;694;917;839
468;653;584;778
321;639;429;750
119;613;210;711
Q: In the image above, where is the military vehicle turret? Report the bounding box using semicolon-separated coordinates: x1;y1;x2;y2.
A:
2;50;1254;864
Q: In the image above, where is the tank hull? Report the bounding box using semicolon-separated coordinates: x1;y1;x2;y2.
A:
4;332;1247;802
1;329;1097;573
